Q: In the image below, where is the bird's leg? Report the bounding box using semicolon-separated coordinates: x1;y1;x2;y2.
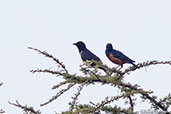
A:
117;65;123;70
115;65;120;69
118;67;122;70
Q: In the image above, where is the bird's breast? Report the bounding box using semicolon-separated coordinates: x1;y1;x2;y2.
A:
108;53;123;65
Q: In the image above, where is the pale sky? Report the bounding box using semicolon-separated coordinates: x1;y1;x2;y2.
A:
0;0;171;113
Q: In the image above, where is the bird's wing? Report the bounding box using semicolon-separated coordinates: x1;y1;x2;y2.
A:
81;49;101;62
111;50;135;63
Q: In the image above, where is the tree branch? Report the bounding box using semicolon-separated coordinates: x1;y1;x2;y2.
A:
91;91;141;113
28;47;68;73
52;80;70;90
119;82;168;112
40;83;76;106
27;47;171;113
69;83;86;111
30;68;64;76
9;100;41;114
128;96;134;112
123;60;171;75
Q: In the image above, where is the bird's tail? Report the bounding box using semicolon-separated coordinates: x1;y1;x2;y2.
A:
131;62;138;68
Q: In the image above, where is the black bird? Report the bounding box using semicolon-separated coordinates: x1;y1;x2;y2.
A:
73;41;105;71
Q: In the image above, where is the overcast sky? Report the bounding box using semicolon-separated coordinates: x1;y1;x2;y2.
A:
0;0;171;113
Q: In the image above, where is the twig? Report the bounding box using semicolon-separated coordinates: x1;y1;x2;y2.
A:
30;68;64;76
123;60;171;75
69;83;86;111
159;93;171;110
40;83;76;106
101;105;134;114
92;60;123;75
119;82;168;112
28;48;171;113
28;47;68;73
9;100;41;114
87;69;101;80
52;80;70;90
128;96;134;112
92;91;140;113
56;73;168;112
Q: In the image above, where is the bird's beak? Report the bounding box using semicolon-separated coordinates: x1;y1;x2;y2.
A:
73;43;76;45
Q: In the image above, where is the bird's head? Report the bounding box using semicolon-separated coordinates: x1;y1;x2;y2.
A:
106;43;113;50
73;41;86;52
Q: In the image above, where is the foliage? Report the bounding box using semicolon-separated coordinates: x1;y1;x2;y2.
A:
9;101;41;114
8;47;171;114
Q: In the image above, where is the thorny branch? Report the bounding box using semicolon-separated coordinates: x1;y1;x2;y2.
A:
90;91;142;113
69;82;87;111
30;68;64;76
9;101;41;114
31;66;170;113
123;60;171;75
28;47;68;73
119;82;169;112
40;83;76;106
21;47;171;113
158;94;171;110
101;105;134;114
52;80;70;90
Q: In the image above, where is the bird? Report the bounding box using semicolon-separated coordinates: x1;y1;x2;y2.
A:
105;43;137;69
73;41;106;71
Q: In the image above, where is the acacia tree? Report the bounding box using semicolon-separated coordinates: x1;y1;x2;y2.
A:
9;47;171;114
